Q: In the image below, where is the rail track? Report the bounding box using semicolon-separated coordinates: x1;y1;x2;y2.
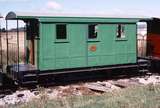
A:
0;68;150;97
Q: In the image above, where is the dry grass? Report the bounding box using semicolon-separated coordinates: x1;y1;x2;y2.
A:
8;84;160;108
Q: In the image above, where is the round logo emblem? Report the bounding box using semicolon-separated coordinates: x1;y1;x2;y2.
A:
90;45;97;52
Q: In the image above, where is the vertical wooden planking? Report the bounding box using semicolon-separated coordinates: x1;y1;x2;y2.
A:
68;24;87;68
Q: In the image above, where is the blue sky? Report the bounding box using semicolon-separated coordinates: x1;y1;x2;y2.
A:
0;0;160;28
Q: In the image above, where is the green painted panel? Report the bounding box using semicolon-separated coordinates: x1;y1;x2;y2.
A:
68;24;87;67
87;24;137;66
68;24;86;57
115;41;128;54
41;24;55;58
39;24;88;70
55;43;69;69
98;25;116;65
99;55;115;65
88;56;100;66
99;25;115;55
127;53;137;63
69;57;87;68
55;58;69;69
87;42;101;67
87;24;101;66
39;23;55;70
114;24;137;64
115;54;128;64
55;43;69;58
41;58;55;69
126;24;137;63
88;42;101;56
126;25;137;53
38;23;137;71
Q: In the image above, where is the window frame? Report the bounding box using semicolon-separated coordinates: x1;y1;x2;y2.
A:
116;24;127;41
55;24;69;43
88;24;100;42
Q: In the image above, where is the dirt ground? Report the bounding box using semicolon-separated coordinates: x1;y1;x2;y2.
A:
0;74;160;106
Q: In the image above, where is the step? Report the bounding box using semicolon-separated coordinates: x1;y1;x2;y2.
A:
21;81;38;85
139;69;149;73
146;72;152;75
138;64;149;67
23;74;37;78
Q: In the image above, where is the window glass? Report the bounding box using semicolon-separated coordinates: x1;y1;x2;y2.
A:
88;24;98;39
117;24;125;38
56;24;67;39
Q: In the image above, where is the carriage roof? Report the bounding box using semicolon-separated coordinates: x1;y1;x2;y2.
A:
6;11;150;20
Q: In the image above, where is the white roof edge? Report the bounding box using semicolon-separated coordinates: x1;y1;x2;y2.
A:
6;11;151;19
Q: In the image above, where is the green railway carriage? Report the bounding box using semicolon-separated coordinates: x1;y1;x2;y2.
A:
5;12;148;84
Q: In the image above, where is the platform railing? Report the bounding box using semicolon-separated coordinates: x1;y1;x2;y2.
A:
5;20;20;73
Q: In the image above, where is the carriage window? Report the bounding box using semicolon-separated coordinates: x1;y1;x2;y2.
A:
56;24;67;39
117;24;125;38
88;24;98;39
